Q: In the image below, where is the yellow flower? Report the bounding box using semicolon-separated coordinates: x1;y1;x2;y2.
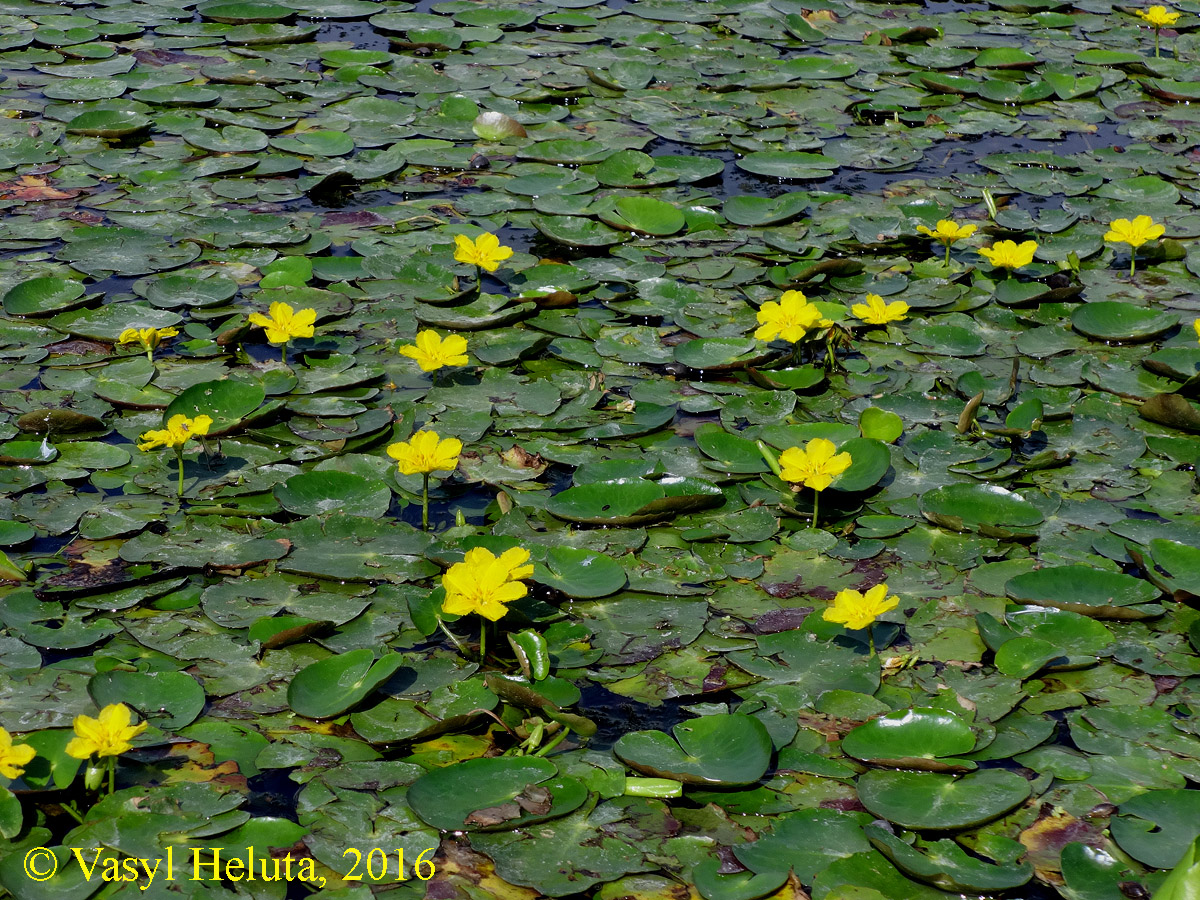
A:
66;703;147;760
398;330;469;372
978;240;1038;271
1136;4;1179;26
388;430;462;476
779;438;853;492
453;233;514;272
117;326;179;354
916;220;977;243
823;584;900;631
1104;215;1165;249
0;727;36;779
441;546;534;622
137;413;213;452
851;293;909;325
754;290;823;343
1194;318;1200;345
248;302;316;345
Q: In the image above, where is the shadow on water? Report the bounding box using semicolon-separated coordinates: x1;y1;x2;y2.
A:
575;682;696;750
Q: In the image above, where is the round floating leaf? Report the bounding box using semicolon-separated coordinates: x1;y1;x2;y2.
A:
408;756;587;831
66;109;150;137
275;471;392;518
200;2;293;23
993;637;1064;679
271;130;355;157
473;110;526;140
1149;539;1200;597
723;193;811;226
614;713;772;786
1006;566;1160;618
288;649;405;719
909;324;987;357
673;337;774;372
842;708;977;769
131;85;221;106
140;275;238;308
0;441;57;465
1113;790;1200;869
832;438;891;492
89;670;205;730
533;215;627;248
866;825;1033;892
3;277;87;316
694;424;769;474
859;407;903;443
0;520;35;546
736;151;838;180
165;380;266;435
183;126;269;153
1071;302;1179;343
857;769;1032;830
598;197;685;236
17;409;106;434
548;477;723;526
533;546;627;598
920;484;1044;537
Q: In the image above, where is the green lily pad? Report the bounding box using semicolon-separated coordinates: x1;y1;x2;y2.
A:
548;477;724;526
920;484;1044;538
614;713;772;786
866;824;1033;891
833;438;891;492
736;151;838;180
65;109;150;137
533;546;627;598
1072;302;1179;343
534;215;628;248
287;649;406;719
1006;566;1161;619
695;425;769;474
673;337;774;372
842;708;977;770
597;197;685;236
723;193;811;227
857;769;1032;830
164;380;266;436
408;756;587;831
3;277;88;317
89;670;205;730
275;471;392;518
1113;790;1200;869
0;441;57;465
200;2;293;23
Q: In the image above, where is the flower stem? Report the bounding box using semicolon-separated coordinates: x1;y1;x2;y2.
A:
422;473;429;531
756;441;782;478
281;343;287;366
812;488;820;529
145;349;153;366
61;802;84;824
1155;28;1160;57
533;727;571;758
176;449;184;498
436;616;467;655
479;618;487;665
108;757;115;795
1130;253;1137;278
944;242;951;268
869;629;876;658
